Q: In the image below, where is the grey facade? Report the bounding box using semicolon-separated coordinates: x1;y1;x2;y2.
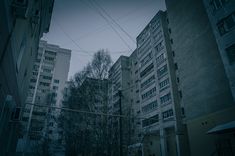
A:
165;0;234;120
203;0;235;101
16;40;71;156
0;0;54;155
165;0;234;155
108;56;132;156
136;11;186;156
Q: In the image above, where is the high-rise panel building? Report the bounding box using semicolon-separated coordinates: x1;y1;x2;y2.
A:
165;0;235;155
108;11;188;156
136;11;187;156
108;56;132;156
17;40;71;156
203;0;235;101
0;0;54;155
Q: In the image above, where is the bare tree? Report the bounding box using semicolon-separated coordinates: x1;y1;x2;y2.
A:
59;50;112;156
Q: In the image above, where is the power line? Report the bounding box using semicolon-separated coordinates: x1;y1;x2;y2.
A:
52;18;94;57
81;0;133;51
23;102;177;122
92;0;136;44
57;0;155;47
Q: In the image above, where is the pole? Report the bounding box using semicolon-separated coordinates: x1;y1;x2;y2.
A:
118;90;123;156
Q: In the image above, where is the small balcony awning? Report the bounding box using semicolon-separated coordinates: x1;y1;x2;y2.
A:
207;120;235;134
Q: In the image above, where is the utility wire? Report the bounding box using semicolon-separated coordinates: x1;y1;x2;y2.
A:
81;0;133;51
52;18;93;57
92;0;136;44
23;102;177;122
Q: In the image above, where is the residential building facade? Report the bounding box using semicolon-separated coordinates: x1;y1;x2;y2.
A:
0;0;54;155
165;0;235;155
16;40;71;156
203;0;235;101
136;11;187;156
108;56;132;156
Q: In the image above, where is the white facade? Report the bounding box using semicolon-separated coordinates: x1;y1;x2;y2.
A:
17;40;71;155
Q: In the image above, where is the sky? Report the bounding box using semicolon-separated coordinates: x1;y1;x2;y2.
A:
43;0;166;79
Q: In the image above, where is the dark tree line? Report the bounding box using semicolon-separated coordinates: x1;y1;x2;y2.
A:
59;50;112;156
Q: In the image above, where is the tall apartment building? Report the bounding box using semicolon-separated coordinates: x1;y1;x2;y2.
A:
128;49;143;156
136;11;187;156
165;0;235;155
203;0;235;101
0;0;54;155
16;40;71;156
108;56;132;156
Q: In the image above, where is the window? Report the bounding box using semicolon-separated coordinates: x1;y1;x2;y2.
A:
39;82;50;87
172;51;175;57
140;63;154;78
175;63;178;70
42;76;52;80
45;50;56;56
44;56;54;61
177;77;180;83
141;75;155;89
43;68;52;73
168;28;171;34
157;65;168;79
54;79;60;83
156;53;166;66
217;12;235;36
30;79;37;83
142;100;158;113
141;87;156;100
155;40;164;52
179;90;183;98
53;86;59;90
159;78;170;91
140;52;152;67
210;0;230;12
160;92;171;104
142;114;159;127
162;109;174;119
226;44;235;64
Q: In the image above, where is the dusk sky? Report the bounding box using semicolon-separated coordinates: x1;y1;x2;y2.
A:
43;0;166;79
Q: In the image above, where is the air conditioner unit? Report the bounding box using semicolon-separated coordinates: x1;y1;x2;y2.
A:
11;0;29;18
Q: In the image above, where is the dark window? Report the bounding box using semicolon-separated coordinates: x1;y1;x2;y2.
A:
226;44;235;64
168;28;171;34
175;63;178;70
172;51;175;57
142;114;159;127
177;77;180;83
140;63;154;78
179;90;182;98
54;79;60;83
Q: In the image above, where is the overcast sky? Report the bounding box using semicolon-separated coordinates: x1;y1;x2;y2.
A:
43;0;166;79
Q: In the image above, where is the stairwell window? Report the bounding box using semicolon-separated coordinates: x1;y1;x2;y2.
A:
226;43;235;64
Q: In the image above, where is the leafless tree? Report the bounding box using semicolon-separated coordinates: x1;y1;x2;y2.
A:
59;50;112;156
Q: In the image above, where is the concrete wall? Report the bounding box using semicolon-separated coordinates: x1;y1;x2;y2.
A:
187;106;235;156
165;0;234;120
203;0;235;101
